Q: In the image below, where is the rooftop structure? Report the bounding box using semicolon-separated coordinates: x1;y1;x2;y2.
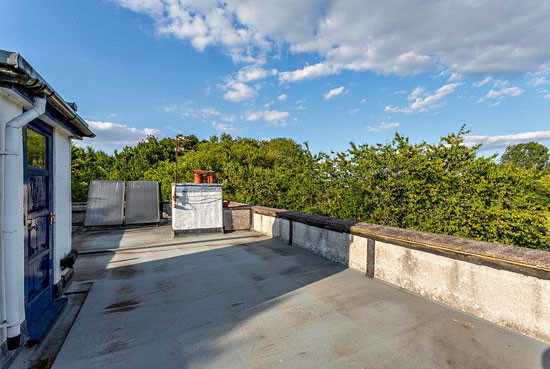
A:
0;49;94;367
45;225;550;368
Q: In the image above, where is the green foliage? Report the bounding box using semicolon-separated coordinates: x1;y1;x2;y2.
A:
500;141;549;171
71;145;113;202
72;131;550;249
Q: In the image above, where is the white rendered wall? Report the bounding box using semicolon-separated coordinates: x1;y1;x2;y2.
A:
252;212;550;343
172;184;223;231
52;129;72;284
0;95;25;342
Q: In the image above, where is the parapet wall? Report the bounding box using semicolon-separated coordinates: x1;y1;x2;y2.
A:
250;205;550;343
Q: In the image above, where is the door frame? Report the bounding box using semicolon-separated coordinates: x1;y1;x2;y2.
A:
22;119;54;329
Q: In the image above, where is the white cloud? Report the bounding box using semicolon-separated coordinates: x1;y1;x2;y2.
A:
80;121;161;150
386;83;459;114
179;106;236;123
279;62;339;82
162;104;177;112
474;77;493;87
236;66;277;82
348;108;359;115
528;74;548;87
211;121;237;132
465;130;550;149
477;86;525;103
360;98;367;103
324;86;345;99
408;87;425;101
277;94;287;101
448;72;463;82
116;1;550;79
244;109;290;125
199;107;236;122
223;81;257;102
367;121;400;132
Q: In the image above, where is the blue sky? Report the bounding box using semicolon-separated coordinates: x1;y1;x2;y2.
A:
1;0;549;155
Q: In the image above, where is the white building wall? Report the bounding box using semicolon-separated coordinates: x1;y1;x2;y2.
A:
0;91;75;349
0;94;26;343
53;129;72;284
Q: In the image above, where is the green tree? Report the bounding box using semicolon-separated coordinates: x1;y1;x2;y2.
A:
500;142;549;171
71;130;550;249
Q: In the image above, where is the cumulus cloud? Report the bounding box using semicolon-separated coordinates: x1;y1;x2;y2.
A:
244;110;290;125
464;130;550;149
474;77;493;87
385;83;459;114
236;66;277;82
324;86;345;99
408;87;425;101
80;121;161;150
366;121;400;132
223;81;257;102
177;106;236;123
279;62;339;82
477;86;525;103
211;121;237;132
528;74;548;87
277;94;287;101
115;1;550;80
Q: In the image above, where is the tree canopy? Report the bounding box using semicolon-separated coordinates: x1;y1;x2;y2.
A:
72;131;550;250
500;141;549;171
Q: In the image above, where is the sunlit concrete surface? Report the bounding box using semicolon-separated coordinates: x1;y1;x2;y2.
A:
54;229;549;369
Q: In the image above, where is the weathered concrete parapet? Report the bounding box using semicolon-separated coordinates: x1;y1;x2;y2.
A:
223;205;252;231
250;205;550;280
249;205;550;343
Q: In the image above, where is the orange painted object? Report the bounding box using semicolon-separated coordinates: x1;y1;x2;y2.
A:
192;169;207;183
206;171;216;183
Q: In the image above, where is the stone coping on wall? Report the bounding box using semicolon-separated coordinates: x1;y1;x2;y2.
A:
249;205;550;280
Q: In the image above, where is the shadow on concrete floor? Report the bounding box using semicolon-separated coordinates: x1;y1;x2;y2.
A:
53;232;548;369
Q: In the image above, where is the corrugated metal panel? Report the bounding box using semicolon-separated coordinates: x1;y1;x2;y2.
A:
84;180;125;226
125;181;160;224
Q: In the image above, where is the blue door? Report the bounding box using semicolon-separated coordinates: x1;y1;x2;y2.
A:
23;121;53;329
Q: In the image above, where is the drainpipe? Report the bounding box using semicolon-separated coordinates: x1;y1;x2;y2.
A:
1;97;46;348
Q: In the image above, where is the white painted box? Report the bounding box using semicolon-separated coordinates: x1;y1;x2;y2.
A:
171;183;223;235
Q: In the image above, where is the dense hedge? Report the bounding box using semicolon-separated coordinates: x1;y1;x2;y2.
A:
72;130;550;249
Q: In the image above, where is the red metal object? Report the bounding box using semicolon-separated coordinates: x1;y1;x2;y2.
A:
206;171;215;184
193;170;207;183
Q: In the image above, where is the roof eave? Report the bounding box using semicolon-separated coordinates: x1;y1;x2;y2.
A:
0;50;95;138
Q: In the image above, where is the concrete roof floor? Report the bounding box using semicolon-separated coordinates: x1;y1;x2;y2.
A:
54;227;549;369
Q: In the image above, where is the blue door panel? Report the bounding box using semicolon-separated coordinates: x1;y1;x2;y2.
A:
24;121;53;330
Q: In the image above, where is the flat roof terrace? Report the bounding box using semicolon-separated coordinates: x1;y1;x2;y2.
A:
53;226;548;368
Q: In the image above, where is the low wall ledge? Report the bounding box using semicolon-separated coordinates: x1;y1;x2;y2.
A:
250;205;550;279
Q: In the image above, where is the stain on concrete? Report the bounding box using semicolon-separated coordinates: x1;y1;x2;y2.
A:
104;299;141;313
115;284;134;295
252;274;266;282
99;340;130;355
111;265;138;279
156;280;176;294
28;357;55;369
